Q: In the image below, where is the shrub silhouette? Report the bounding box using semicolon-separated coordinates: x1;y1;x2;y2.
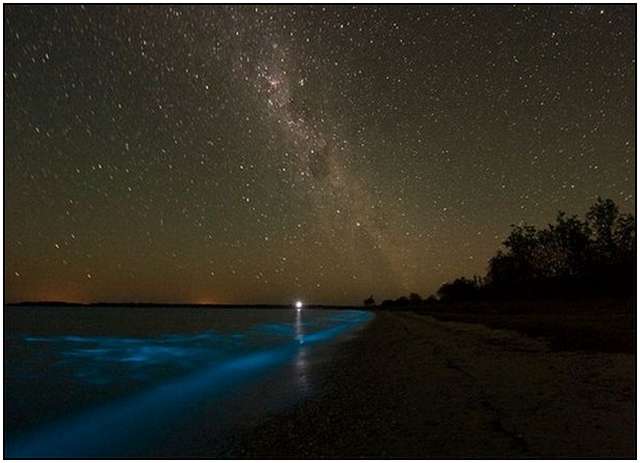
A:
375;198;634;307
424;295;439;304
409;293;423;305
484;197;635;299
363;295;376;307
437;277;481;303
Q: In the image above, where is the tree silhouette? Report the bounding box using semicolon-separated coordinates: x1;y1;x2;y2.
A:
378;198;634;307
409;292;423;305
587;197;619;261
469;197;632;300
424;295;439;305
437;277;481;302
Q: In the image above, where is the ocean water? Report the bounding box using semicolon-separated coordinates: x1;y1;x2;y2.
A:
4;306;372;458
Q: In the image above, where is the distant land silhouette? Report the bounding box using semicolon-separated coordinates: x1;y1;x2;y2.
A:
5;301;360;310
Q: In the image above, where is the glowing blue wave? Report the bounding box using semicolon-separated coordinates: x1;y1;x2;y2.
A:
20;331;247;385
6;309;372;458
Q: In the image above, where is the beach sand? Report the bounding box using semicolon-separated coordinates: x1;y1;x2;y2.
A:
227;310;635;458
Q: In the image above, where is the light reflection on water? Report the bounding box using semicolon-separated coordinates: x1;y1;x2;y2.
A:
294;307;310;392
5;308;372;458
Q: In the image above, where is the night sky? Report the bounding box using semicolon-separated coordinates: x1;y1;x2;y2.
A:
4;5;635;305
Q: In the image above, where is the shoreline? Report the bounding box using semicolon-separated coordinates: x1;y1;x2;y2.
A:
4;308;373;458
228;310;635;458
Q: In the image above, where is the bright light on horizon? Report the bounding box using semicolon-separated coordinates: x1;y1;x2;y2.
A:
295;300;303;310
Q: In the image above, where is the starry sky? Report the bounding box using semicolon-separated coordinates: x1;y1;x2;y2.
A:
4;5;635;305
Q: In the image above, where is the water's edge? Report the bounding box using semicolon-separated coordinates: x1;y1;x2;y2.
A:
5;308;373;458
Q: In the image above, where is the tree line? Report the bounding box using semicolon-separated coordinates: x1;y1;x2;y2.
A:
364;197;635;307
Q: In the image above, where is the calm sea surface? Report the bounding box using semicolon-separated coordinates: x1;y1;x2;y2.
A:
4;306;372;457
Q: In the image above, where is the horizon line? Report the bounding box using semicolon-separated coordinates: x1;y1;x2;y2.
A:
4;300;363;308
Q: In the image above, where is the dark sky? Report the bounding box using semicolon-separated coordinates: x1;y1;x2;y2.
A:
4;5;635;305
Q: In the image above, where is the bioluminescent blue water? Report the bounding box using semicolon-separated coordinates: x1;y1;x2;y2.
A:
4;307;372;458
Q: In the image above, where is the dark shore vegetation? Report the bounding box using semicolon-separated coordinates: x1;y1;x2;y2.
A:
367;198;636;354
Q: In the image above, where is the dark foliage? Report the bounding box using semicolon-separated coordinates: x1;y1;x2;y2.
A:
437;277;482;303
483;197;635;300
373;198;635;308
424;295;439;305
376;295;416;309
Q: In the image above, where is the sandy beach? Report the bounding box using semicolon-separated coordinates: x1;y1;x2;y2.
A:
229;310;635;458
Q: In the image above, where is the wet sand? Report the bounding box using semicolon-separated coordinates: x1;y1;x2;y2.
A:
227;310;635;458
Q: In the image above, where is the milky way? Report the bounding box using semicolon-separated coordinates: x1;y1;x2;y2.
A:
241;27;411;291
4;5;635;304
